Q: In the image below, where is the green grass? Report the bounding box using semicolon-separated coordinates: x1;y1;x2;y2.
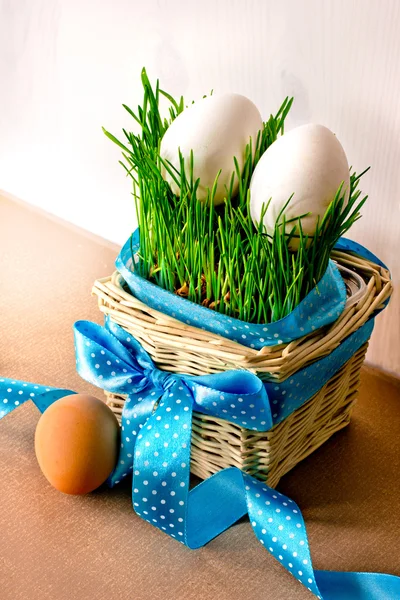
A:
104;68;367;324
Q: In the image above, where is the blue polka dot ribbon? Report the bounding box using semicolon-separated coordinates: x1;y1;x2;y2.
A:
0;380;73;419
1;321;399;597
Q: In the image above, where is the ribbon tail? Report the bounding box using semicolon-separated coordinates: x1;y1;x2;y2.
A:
314;570;400;600
32;389;76;413
183;470;400;599
242;474;400;599
108;386;162;487
0;377;74;419
186;468;247;548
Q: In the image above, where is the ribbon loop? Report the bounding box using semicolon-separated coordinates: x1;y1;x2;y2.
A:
190;371;273;430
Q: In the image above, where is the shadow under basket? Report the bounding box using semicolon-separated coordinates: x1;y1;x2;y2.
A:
93;249;392;488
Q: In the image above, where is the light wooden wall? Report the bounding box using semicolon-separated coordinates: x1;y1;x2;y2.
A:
1;0;399;374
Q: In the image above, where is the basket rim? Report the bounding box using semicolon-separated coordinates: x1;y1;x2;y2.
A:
95;264;389;351
92;247;392;385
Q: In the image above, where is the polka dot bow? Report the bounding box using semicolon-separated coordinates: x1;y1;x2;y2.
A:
74;317;273;494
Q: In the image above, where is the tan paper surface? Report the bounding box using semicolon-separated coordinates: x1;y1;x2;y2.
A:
1;196;399;600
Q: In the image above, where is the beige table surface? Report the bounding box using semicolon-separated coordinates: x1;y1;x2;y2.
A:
1;195;399;600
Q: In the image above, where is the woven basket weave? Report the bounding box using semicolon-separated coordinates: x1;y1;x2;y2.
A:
93;249;392;487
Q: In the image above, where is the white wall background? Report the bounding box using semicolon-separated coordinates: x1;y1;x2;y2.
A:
1;0;399;374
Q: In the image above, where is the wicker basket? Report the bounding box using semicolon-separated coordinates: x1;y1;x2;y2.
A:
93;249;392;488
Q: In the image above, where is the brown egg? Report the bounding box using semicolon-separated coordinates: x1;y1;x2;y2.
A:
35;394;119;495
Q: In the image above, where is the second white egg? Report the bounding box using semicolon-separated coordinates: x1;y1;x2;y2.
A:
160;93;263;205
249;124;350;243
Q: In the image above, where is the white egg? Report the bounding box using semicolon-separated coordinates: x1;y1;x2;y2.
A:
160;93;263;205
249;124;350;244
